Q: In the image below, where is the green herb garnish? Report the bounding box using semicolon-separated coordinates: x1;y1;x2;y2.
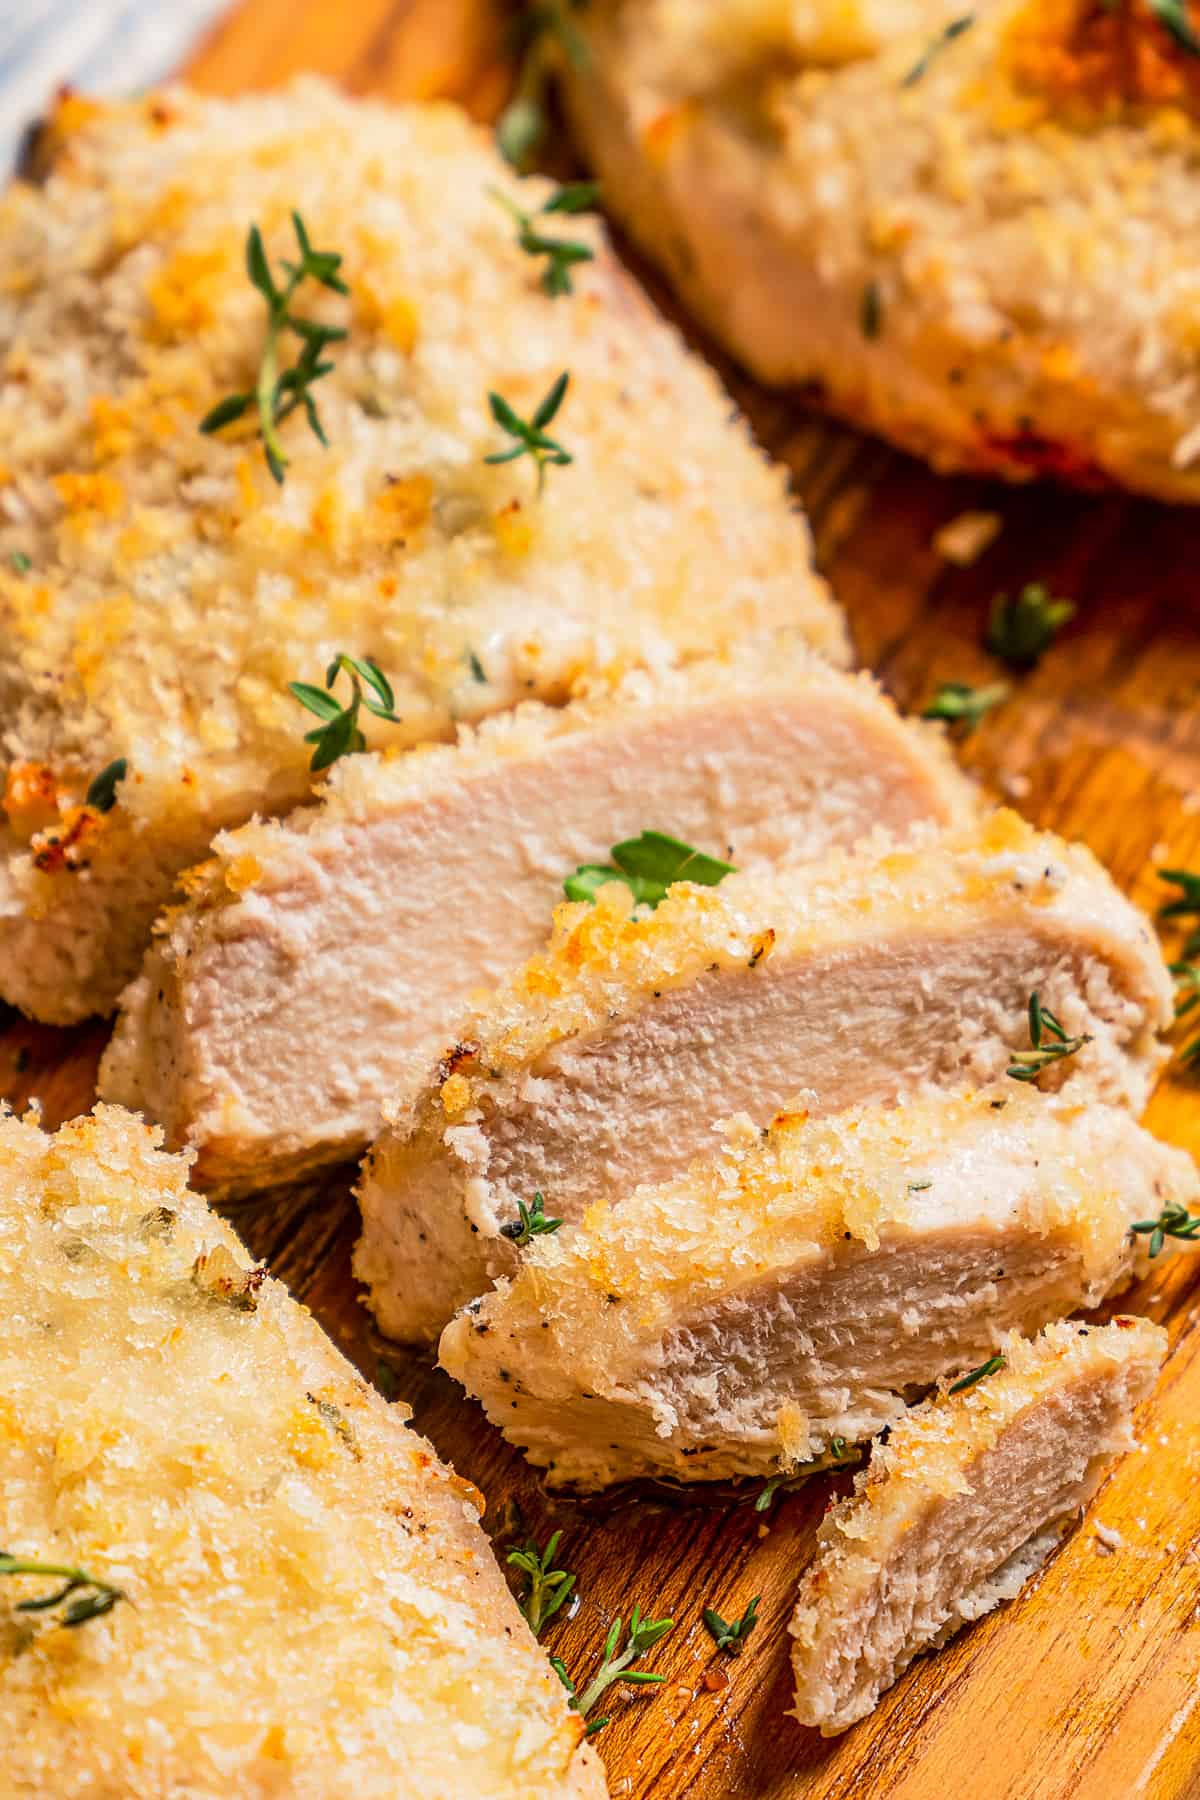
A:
565;831;735;909
200;211;348;484
492;181;599;296
1150;0;1200;55
948;1355;1005;1394
485;372;573;494
753;1438;852;1512
1131;1199;1200;1258
1158;867;1200;959
703;1595;760;1657
85;758;127;813
860;280;883;340
554;1605;674;1737
498;1;590;170
921;680;1009;733
289;654;401;772
507;1529;576;1636
500;1190;563;1246
8;551;30;574
1006;991;1091;1083
902;14;975;86
0;1552;125;1629
987;583;1075;668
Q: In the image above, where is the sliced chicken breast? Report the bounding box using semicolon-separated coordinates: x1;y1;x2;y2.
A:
100;652;974;1196
438;1087;1193;1488
0;80;844;1026
0;1105;602;1799
789;1316;1166;1734
356;811;1172;1342
561;0;1200;500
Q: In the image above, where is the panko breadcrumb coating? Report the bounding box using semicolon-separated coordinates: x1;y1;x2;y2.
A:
789;1316;1165;1733
0;79;844;1023
0;1105;603;1800
562;0;1200;499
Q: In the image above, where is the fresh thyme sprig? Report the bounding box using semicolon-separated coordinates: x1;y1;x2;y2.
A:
492;182;599;296
948;1355;1005;1394
902;14;975;86
703;1595;760;1657
500;1190;563;1246
554;1606;675;1737
85;758;127;813
485;372;573;494
497;1;590;170
921;680;1009;734
0;1552;125;1629
754;1437;851;1512
1006;991;1091;1083
200;211;349;484
1150;0;1200;55
987;583;1075;669
289;654;402;771
9;550;30;574
507;1529;576;1636
1155;870;1200;1064
1158;868;1200;959
565;831;736;909
1131;1199;1200;1259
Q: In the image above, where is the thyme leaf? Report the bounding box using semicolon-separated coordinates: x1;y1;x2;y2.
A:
753;1437;852;1511
565;830;736;909
85;758;127;813
859;280;883;340
921;680;1009;734
497;1;590;170
1131;1198;1200;1259
289;653;401;772
492;182;599;296
558;1605;675;1737
703;1595;760;1656
986;582;1075;668
948;1354;1005;1394
1150;0;1200;54
902;14;975;86
0;1552;125;1629
200;211;348;484
507;1529;576;1636
9;551;30;574
485;372;573;494
1006;990;1091;1083
499;1190;563;1246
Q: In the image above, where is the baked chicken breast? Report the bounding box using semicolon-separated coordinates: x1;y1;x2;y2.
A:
356;810;1171;1343
561;0;1200;499
789;1316;1166;1733
438;1087;1193;1488
0;80;844;1025
0;1105;602;1799
100;651;973;1195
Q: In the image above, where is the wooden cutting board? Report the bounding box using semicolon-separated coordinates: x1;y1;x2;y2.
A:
7;4;1200;1795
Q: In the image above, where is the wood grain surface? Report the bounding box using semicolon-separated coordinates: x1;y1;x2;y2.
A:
7;4;1200;1796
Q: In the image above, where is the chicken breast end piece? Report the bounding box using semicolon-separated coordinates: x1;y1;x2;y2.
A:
789;1315;1166;1734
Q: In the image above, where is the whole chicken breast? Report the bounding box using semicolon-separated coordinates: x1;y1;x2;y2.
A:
0;1105;602;1800
100;650;973;1196
790;1316;1166;1733
355;810;1172;1343
561;0;1200;499
0;79;844;1024
438;1086;1193;1488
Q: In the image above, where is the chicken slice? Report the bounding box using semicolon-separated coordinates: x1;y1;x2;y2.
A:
438;1086;1193;1487
99;652;974;1196
789;1316;1166;1734
356;811;1172;1342
0;1105;602;1799
0;81;845;1026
